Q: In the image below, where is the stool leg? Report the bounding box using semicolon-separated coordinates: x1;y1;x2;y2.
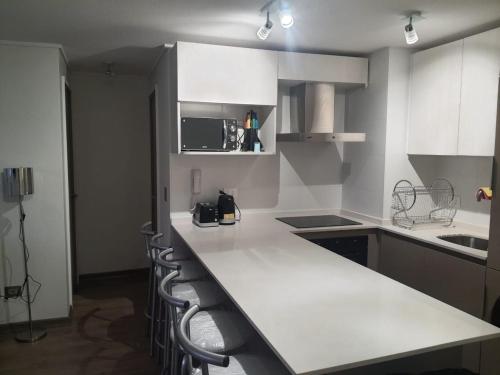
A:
155;298;164;364
161;303;170;373
149;268;158;356
145;259;154;336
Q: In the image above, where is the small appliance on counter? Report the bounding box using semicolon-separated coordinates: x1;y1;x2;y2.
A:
192;202;219;227
218;190;237;225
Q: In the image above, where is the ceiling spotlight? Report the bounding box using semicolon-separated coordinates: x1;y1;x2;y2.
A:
404;15;419;45
279;9;294;29
257;11;273;40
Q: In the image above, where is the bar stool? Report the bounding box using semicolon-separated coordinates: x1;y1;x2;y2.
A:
153;249;225;360
150;236;217;363
140;221;156;335
177;304;289;375
158;272;253;375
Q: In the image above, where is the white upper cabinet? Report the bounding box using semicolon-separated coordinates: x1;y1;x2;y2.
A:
176;42;278;106
458;28;500;156
278;51;368;85
407;40;463;155
408;27;500;156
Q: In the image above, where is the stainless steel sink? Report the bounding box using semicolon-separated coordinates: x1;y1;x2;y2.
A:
437;235;488;251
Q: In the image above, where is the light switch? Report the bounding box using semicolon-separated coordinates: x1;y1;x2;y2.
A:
191;169;201;195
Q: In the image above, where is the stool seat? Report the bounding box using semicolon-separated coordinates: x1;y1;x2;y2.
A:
187;310;253;354
191;354;289;375
172;281;226;309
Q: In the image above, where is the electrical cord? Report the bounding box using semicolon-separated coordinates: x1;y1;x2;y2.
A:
18;200;42;304
235;202;242;222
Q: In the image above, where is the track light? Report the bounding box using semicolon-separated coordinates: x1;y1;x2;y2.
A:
257;11;273;40
404;15;419;45
256;0;294;40
279;9;294;29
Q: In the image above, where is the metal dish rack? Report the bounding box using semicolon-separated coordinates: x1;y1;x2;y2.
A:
392;179;460;229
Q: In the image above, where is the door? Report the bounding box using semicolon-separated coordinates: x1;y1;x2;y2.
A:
65;84;78;292
458;28;500;156
149;90;158;232
407;40;463;155
176;42;278;105
488;79;500;271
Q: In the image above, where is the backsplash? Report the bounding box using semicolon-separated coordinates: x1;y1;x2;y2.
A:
409;155;493;227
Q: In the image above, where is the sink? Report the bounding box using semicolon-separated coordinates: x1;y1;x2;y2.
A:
437;235;488;251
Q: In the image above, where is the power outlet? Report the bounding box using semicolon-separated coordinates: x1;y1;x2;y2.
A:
4;286;22;299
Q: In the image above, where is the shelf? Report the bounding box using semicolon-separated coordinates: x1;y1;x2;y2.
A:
179;151;275;156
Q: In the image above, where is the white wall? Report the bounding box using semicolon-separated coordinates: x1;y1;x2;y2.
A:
344;47;492;227
71;72;151;275
169;93;346;213
342;48;390;219
0;43;70;323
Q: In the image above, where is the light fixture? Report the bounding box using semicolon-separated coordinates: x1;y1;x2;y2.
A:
256;0;294;40
279;9;294;29
257;11;273;40
404;15;419;45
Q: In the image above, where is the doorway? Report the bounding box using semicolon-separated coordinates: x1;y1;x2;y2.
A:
65;83;78;292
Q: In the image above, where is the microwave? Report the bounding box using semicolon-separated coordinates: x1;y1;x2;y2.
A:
181;117;238;151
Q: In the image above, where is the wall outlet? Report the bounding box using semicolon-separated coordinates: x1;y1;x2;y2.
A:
4;285;22;299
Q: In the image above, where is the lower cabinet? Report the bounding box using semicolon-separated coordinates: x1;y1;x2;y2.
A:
379;232;486;317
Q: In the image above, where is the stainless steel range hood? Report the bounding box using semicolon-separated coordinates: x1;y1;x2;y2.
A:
276;83;366;143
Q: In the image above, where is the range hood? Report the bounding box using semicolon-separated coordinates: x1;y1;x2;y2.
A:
276;83;366;143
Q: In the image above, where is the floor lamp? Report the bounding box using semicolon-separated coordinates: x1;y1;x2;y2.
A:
4;167;47;343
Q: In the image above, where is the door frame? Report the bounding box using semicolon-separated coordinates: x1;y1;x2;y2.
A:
149;86;160;231
60;77;78;303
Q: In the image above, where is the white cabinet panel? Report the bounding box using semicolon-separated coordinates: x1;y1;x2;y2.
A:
407;40;463;155
278;51;368;85
176;42;278;106
458;28;500;156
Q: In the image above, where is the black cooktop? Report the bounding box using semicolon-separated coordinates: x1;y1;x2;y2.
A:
276;215;362;228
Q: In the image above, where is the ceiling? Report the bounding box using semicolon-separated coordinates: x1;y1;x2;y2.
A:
1;0;500;75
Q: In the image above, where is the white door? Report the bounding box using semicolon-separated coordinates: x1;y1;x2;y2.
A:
458;28;500;156
176;42;278;106
407;40;463;155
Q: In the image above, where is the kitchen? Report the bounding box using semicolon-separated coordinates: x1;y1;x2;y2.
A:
1;1;500;375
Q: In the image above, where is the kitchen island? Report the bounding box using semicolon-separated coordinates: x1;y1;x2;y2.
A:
171;210;500;375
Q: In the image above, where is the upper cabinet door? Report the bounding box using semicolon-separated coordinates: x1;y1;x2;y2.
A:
458;28;500;156
278;51;368;85
407;40;464;155
176;42;278;106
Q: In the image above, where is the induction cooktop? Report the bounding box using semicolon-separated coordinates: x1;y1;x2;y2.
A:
276;215;362;228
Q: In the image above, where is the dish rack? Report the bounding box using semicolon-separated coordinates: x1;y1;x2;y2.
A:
392;179;460;229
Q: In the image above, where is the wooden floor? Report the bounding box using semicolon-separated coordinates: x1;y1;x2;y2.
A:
0;273;159;375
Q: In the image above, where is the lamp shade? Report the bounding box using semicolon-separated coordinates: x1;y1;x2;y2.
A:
3;167;34;198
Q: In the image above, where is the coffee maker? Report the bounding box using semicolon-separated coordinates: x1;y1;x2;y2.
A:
218;191;236;225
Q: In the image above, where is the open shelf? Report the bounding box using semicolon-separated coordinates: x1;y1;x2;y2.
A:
172;101;277;155
180;151;275;156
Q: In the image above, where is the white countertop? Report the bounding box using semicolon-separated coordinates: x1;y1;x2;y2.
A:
171;210;499;375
